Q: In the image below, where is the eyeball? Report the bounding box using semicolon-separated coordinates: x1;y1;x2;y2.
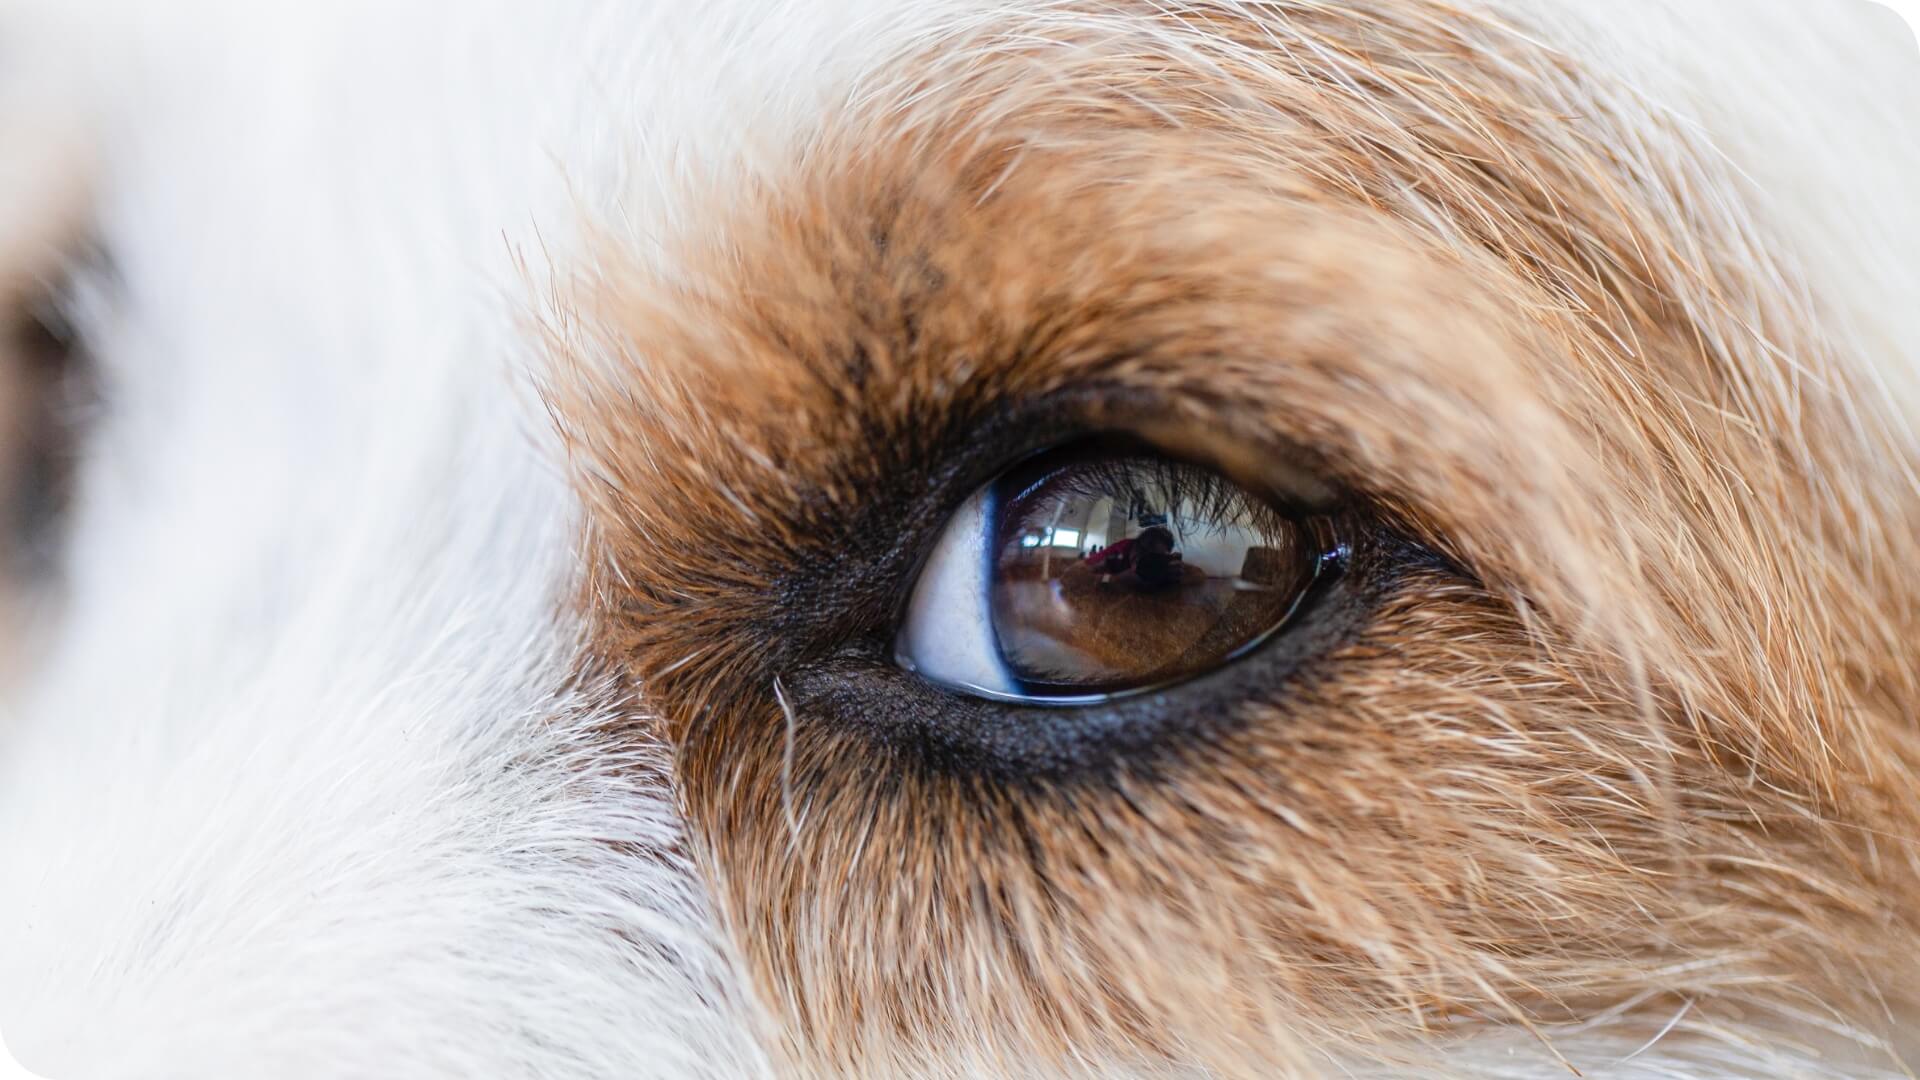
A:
895;441;1339;705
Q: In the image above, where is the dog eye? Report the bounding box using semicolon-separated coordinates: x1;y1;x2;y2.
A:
895;441;1340;704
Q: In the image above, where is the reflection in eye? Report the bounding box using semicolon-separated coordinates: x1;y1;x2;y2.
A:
897;442;1339;704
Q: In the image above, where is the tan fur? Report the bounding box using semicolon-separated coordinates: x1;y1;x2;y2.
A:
546;1;1920;1074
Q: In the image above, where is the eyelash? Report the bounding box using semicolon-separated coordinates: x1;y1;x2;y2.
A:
997;453;1301;546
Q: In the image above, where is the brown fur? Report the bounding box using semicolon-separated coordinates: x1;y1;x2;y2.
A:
547;1;1920;1074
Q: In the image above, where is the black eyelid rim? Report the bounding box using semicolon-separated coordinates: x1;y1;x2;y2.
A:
802;526;1396;787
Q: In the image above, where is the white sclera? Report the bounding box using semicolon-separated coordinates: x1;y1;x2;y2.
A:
893;485;1019;697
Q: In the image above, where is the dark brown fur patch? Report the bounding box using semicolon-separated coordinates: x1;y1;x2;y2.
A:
548;2;1920;1073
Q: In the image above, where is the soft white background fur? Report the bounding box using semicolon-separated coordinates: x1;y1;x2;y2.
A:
0;1;1915;1077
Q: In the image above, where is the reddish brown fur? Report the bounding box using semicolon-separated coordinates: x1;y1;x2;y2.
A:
547;2;1920;1074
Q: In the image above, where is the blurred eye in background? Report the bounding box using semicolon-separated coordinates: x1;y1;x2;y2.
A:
897;441;1343;704
1;270;89;586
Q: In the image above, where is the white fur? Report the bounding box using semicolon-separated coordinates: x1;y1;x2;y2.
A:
0;2;1913;1077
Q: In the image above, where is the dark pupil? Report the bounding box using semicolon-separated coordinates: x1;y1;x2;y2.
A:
988;450;1320;698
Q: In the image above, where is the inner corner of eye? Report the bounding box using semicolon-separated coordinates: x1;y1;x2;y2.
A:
894;439;1331;707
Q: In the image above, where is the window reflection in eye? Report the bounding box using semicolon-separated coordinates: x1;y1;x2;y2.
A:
896;441;1341;705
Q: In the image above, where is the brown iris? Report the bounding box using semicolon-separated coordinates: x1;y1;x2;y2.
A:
981;444;1331;701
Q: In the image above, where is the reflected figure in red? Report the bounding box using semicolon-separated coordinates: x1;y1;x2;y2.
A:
1084;525;1183;588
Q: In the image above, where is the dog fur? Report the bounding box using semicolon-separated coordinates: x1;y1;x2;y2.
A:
2;1;1918;1077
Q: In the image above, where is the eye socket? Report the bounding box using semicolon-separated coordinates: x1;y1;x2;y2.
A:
896;439;1343;705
